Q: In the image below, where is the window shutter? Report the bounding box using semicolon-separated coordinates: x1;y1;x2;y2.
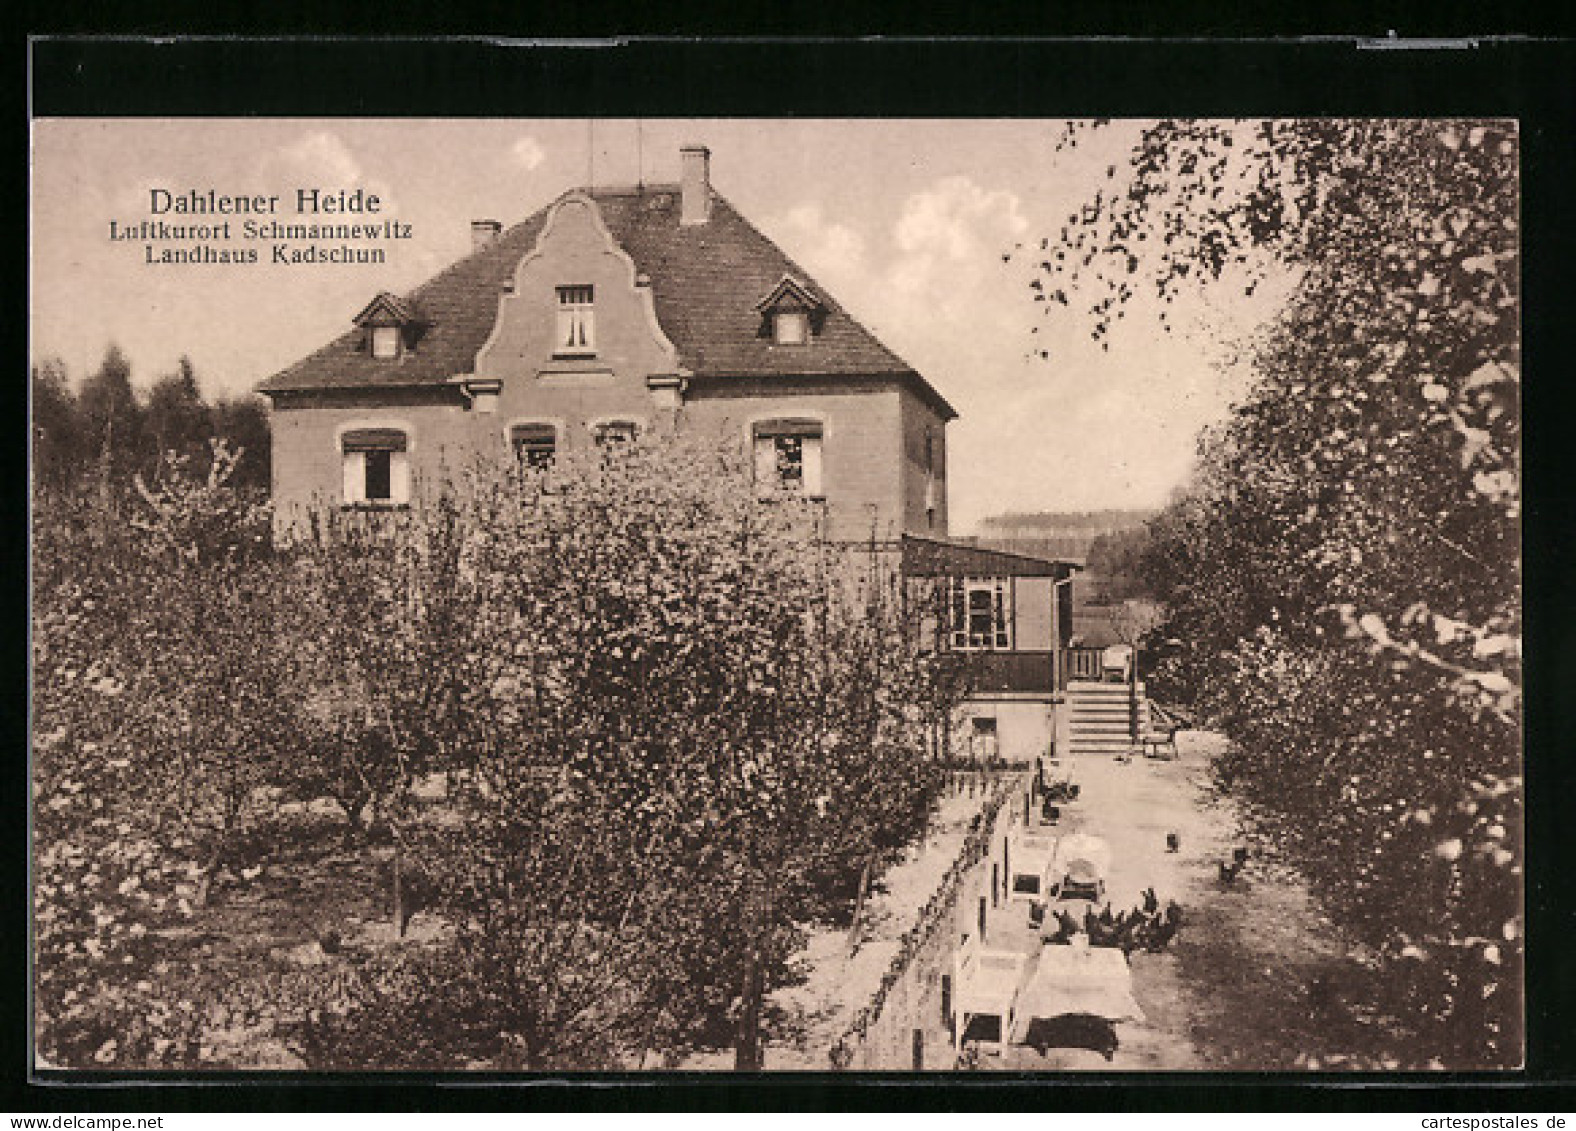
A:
390;451;411;504
950;577;967;649
801;435;824;498
994;579;1012;649
1013;576;1055;650
342;450;366;504
754;435;777;496
917;579;942;653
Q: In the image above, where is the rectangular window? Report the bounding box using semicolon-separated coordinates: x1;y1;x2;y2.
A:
555;285;595;356
950;577;1012;650
341;428;410;506
364;449;392;500
775;435;805;490
592;420;638;447
371;325;400;359
970;716;999;761
774;308;808;345
510;423;557;468
753;421;823;499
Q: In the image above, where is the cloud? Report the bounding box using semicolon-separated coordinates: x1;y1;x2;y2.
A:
511;136;546;171
767;203;868;294
268;130;397;214
282;131;363;185
893;176;1028;268
880;178;1031;343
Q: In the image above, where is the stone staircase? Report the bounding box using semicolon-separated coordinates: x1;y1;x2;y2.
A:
1060;679;1151;757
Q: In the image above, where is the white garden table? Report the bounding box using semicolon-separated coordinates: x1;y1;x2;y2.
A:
1009;941;1145;1041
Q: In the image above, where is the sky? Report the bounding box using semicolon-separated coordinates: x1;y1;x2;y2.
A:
30;119;1291;532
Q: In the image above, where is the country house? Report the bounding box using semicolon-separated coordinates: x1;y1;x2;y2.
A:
259;145;1080;762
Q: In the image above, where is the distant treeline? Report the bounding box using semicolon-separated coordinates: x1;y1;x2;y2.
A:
974;507;1157;565
977;508;1159;536
32;346;270;493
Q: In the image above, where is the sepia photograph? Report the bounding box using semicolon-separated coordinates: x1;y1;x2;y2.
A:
29;115;1522;1074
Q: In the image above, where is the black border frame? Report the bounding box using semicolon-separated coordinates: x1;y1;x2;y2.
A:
18;34;1576;1112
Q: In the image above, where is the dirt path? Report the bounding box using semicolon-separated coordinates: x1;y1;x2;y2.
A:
989;734;1395;1071
687;734;1389;1072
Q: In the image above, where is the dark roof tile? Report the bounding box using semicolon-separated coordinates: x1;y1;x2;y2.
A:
261;186;949;416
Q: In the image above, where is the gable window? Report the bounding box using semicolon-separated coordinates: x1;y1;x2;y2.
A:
510;423;557;468
342;428;411;506
592;420;638;447
753;419;823;499
371;325;401;360
754;275;824;345
950;577;1012;651
353;292;421;360
555;285;595;356
774;308;808;345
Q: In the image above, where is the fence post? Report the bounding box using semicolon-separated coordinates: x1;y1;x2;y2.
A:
912;1028;925;1071
991;862;999;907
1024;789;1032;825
978;895;987;942
940;972;951;1026
1004;835;1011;894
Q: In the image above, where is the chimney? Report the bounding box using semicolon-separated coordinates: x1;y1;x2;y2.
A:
471;219;502;252
680;145;711;226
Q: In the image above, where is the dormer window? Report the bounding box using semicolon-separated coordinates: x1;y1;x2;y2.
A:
353;291;420;361
774;308;808;345
555;285;596;357
371;325;400;359
754;275;825;346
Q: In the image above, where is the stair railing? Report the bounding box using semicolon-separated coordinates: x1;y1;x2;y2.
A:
1057;646;1105;689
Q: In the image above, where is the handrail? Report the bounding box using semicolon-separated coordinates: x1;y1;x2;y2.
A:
1057;646;1105;689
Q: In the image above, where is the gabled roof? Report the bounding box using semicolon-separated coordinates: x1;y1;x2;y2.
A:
352;292;417;327
752;274;823;312
260;185;956;419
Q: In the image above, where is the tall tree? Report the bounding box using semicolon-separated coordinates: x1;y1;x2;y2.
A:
76;344;146;480
144;356;212;472
209;395;272;491
1028;120;1521;1066
31;358;79;492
